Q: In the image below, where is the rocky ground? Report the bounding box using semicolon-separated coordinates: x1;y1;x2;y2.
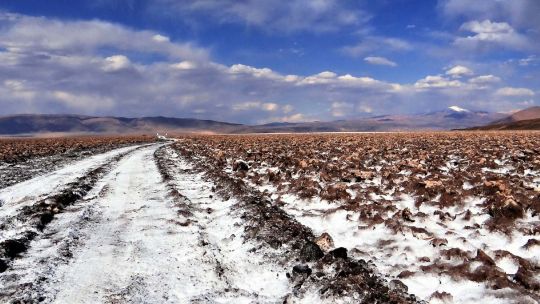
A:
0;135;154;189
0;140;418;303
170;132;540;303
0;132;538;303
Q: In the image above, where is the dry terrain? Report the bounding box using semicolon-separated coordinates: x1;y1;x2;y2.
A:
0;135;154;188
0;132;538;303
172;132;540;303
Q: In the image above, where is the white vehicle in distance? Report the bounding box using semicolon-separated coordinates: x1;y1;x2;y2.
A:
156;133;171;141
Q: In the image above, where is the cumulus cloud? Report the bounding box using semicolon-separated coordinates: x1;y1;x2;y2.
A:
445;65;473;78
0;13;208;61
364;56;397;67
0;12;537;123
170;60;198;70
415;75;463;89
299;71;338;85
439;0;540;34
454;20;529;51
103;55;131;72
152;34;170;42
440;0;540;52
229;64;283;80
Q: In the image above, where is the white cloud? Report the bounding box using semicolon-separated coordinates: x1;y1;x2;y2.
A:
461;20;513;36
495;87;535;96
171;60;198;70
229;64;283;80
261;113;307;124
455;20;529;50
364;56;397;67
103;55;131;72
336;74;384;88
439;0;540;34
469;75;501;84
262;102;279;111
0;13;209;61
445;65;473;78
152;34;170;42
0;12;535;123
232;101;280;112
415;75;463;89
299;71;337;85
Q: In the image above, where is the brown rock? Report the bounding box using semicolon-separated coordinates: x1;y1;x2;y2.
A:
424;180;443;189
351;170;374;180
314;232;334;252
401;208;415;222
514;266;540;290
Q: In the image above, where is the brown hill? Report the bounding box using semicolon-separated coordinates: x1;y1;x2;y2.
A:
491;106;540;124
466;106;540;130
235;107;505;133
0;107;507;135
468;118;540;131
0;114;242;135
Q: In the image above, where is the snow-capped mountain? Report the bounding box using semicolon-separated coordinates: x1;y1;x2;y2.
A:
448;106;470;113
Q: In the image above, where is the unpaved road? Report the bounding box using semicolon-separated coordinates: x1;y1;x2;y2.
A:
0;144;290;303
0;143;420;304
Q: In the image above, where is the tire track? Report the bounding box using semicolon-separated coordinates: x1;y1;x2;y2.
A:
0;145;148;277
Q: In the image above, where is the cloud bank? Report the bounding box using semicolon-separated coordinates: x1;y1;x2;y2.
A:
0;12;536;124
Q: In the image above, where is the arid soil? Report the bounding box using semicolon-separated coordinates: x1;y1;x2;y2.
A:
0;135;154;189
0;132;538;303
170;132;540;303
0;139;419;303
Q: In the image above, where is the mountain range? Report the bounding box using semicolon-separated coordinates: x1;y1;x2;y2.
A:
0;115;241;135
235;106;506;133
0;106;538;136
466;106;540;130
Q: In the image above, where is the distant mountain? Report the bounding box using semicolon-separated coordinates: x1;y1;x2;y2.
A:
0;114;242;135
0;107;508;136
236;107;505;133
466;106;540;130
468;118;540;130
489;106;540;125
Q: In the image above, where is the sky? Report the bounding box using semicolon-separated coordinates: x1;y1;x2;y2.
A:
0;0;538;124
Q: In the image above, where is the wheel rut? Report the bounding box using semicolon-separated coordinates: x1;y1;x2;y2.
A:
1;144;292;303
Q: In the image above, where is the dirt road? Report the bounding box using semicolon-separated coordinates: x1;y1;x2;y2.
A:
0;143;420;304
0;144;290;303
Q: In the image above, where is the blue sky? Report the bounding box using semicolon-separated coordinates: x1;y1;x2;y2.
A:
0;0;538;124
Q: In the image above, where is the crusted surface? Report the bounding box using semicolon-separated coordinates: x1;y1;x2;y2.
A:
0;135;154;189
169;132;540;303
171;141;422;303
